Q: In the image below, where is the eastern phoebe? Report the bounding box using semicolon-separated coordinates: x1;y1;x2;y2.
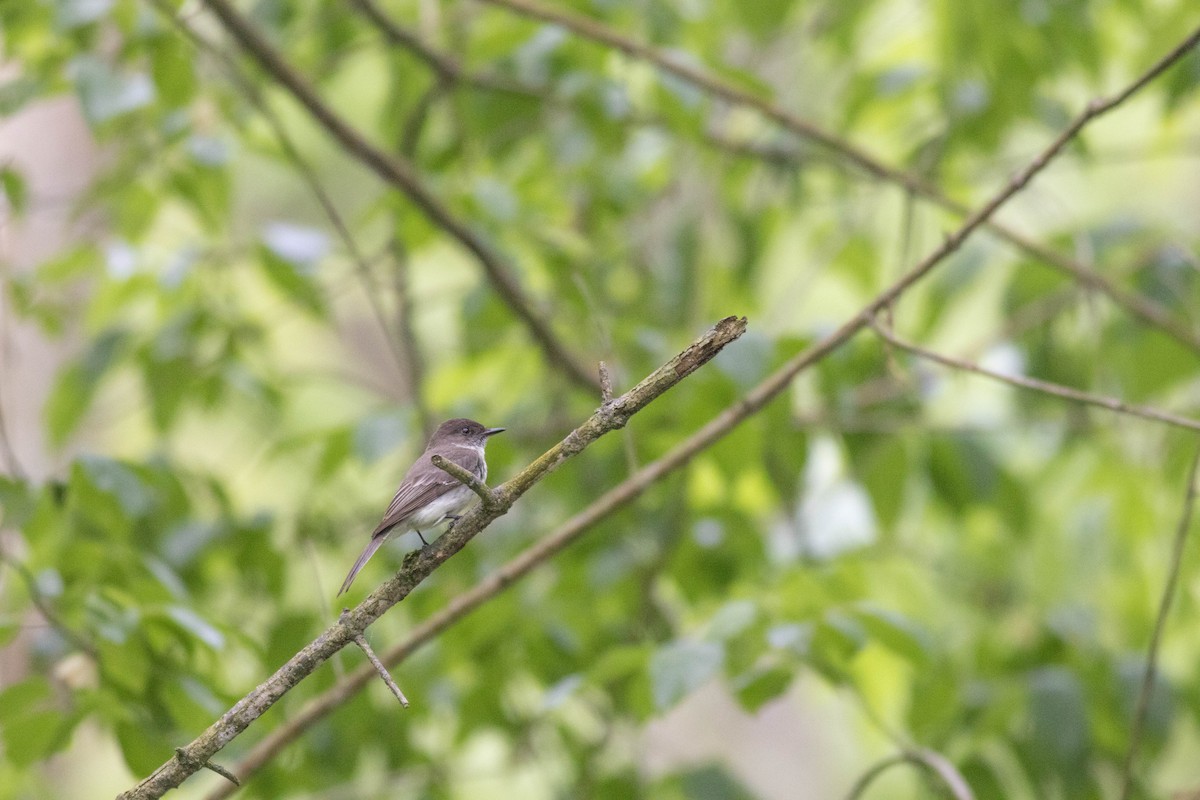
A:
338;418;505;595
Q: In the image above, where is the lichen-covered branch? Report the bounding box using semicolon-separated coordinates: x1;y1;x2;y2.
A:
115;315;746;800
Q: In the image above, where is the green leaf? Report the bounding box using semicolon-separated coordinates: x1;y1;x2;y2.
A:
149;34;197;107
650;639;724;711
257;243;326;317
162;606;226;650
733;665;793;712
116;720;167;776
44;328;129;446
655;764;760;800
1027;667;1090;772
853;605;931;665
0;77;42;116
169;162;229;231
704;600;758;642
3;710;70;767
76;455;155;519
1;165;26;216
0;676;53;716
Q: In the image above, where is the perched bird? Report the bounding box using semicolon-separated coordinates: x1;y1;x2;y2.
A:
338;418;505;595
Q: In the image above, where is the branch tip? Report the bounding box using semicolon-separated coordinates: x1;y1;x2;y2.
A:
430;454;497;509
599;361;614;404
355;634;410;708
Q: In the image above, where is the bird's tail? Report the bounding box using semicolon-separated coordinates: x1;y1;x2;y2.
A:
338;535;387;596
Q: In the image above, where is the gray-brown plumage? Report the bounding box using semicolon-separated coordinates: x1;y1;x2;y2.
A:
338;418;504;595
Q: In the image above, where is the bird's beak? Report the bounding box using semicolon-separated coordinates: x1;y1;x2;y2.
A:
485;427;506;437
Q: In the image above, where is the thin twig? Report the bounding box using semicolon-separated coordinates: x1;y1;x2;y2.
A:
477;0;1200;355
118;316;746;800
339;610;409;707
430;454;496;509
389;239;433;439
871;322;1200;433
598;361;614;404
2;557;97;659
350;0;540;98
188;0;601;393
173;749;239;787
194;33;1200;795
1119;445;1200;800
844;749;974;800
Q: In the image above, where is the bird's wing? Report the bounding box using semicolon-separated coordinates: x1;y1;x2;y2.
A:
369;448;483;537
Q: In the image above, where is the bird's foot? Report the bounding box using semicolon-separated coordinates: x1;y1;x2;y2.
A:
416;530;429;546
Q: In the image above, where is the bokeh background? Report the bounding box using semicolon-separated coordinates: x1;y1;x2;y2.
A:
3;1;1200;798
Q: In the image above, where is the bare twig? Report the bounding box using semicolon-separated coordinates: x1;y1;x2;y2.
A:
117;316;747;800
477;0;1200;355
189;0;601;393
871;322;1200;434
339;609;409;707
844;748;974;800
598;361;614;404
1119;446;1200;800
172;749;238;787
2;557;97;659
195;37;1200;792
388;240;433;438
430;453;496;509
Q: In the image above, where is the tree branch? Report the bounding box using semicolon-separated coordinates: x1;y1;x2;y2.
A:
1119;445;1200;800
871;322;1200;433
115;315;747;800
193;33;1200;792
188;0;601;393
476;0;1200;355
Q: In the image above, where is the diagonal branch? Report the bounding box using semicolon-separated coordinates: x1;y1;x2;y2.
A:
871;322;1200;433
195;31;1200;793
476;0;1200;355
186;0;600;392
1119;445;1200;800
115;315;747;800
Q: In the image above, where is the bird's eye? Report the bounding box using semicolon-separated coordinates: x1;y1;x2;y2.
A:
461;427;470;435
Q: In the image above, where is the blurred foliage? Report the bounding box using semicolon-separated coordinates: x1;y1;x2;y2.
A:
2;0;1200;798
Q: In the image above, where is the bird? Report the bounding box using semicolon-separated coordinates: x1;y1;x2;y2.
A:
338;418;505;595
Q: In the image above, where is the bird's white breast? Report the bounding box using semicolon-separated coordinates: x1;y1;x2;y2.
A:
404;484;476;530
